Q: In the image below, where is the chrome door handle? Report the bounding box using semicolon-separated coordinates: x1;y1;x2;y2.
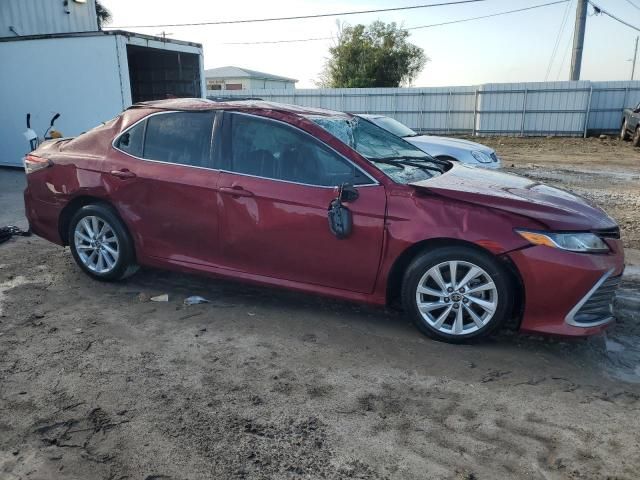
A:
110;169;136;179
219;186;254;197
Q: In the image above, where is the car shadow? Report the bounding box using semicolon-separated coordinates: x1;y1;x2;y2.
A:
97;264;640;385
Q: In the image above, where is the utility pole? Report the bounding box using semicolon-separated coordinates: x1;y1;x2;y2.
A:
632;36;639;80
569;0;588;81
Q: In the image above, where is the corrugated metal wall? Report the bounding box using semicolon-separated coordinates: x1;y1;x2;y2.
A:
0;0;98;38
208;80;640;137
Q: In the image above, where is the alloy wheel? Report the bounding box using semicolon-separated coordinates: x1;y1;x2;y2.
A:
73;216;120;274
415;260;498;336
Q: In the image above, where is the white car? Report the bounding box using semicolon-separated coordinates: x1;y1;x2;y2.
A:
357;114;501;169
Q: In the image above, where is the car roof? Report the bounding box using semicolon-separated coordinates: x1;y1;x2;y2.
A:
128;97;350;118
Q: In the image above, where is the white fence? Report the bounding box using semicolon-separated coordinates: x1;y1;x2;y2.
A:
208;80;640;137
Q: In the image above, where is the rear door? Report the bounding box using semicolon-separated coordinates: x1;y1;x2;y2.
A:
215;112;386;293
105;110;221;266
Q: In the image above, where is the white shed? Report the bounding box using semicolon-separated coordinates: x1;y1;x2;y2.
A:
0;30;205;167
205;66;297;92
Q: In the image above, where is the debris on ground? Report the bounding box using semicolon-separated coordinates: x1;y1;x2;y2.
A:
150;294;169;302
184;295;210;305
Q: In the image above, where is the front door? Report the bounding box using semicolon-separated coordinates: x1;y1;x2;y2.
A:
216;112;386;294
105;110;221;266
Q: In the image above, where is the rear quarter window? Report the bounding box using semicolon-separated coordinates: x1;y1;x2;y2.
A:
115;121;145;158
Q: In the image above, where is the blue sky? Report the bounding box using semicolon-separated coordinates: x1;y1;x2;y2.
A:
102;0;640;87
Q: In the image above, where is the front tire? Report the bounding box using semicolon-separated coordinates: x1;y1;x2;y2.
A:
68;204;138;281
401;246;513;343
620;120;630;141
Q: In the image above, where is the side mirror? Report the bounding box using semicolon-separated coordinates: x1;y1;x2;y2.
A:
327;183;357;240
328;199;352;239
339;183;359;202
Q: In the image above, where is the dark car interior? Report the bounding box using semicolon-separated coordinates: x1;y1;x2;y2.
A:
224;112;369;186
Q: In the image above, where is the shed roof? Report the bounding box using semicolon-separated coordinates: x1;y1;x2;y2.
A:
204;66;297;83
0;29;202;48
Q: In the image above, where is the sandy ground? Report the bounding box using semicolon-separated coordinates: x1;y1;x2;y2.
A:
1;136;640;480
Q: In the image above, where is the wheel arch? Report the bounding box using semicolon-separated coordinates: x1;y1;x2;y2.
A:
385;237;525;328
58;196;131;248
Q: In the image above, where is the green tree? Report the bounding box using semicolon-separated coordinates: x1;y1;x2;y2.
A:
95;0;112;30
319;22;428;88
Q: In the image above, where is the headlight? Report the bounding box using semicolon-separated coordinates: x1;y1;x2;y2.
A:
471;150;493;163
516;230;610;253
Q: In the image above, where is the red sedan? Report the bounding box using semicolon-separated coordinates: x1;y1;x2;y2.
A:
23;99;624;342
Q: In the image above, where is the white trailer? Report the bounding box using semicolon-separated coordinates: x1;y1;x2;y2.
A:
0;30;205;167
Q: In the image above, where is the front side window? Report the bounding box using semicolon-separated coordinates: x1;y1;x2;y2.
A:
222;113;370;186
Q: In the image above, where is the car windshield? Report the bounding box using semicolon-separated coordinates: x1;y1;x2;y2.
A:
368;116;418;138
310;115;447;184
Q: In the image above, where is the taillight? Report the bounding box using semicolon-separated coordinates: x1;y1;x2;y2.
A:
24;154;52;175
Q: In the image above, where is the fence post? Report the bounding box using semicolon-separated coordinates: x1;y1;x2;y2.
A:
446;90;452;134
472;88;479;136
622;86;629;113
520;88;528;137
419;91;424;133
394;90;398;117
583;86;593;138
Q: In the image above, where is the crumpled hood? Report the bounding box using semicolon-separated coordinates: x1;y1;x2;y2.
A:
410;164;617;231
407;135;495;154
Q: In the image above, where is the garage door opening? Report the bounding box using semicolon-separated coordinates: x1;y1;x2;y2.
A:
127;45;201;103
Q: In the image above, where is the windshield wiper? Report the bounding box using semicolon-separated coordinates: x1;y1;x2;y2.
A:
369;157;444;174
378;155;450;168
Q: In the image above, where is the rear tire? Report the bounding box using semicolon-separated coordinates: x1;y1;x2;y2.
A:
620;120;630;141
633;127;640;147
401;246;513;343
68;204;138;281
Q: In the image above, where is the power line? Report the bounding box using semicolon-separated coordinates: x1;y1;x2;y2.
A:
623;0;640;11
226;37;332;45
406;0;569;30
223;0;569;46
545;0;573;80
225;36;332;45
589;1;640;33
108;0;488;29
556;4;575;80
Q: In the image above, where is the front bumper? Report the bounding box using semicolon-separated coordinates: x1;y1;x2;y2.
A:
507;240;625;336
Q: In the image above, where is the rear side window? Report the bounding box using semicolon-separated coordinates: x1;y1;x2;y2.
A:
115;121;144;157
144;112;214;168
115;111;215;168
222;113;370;186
